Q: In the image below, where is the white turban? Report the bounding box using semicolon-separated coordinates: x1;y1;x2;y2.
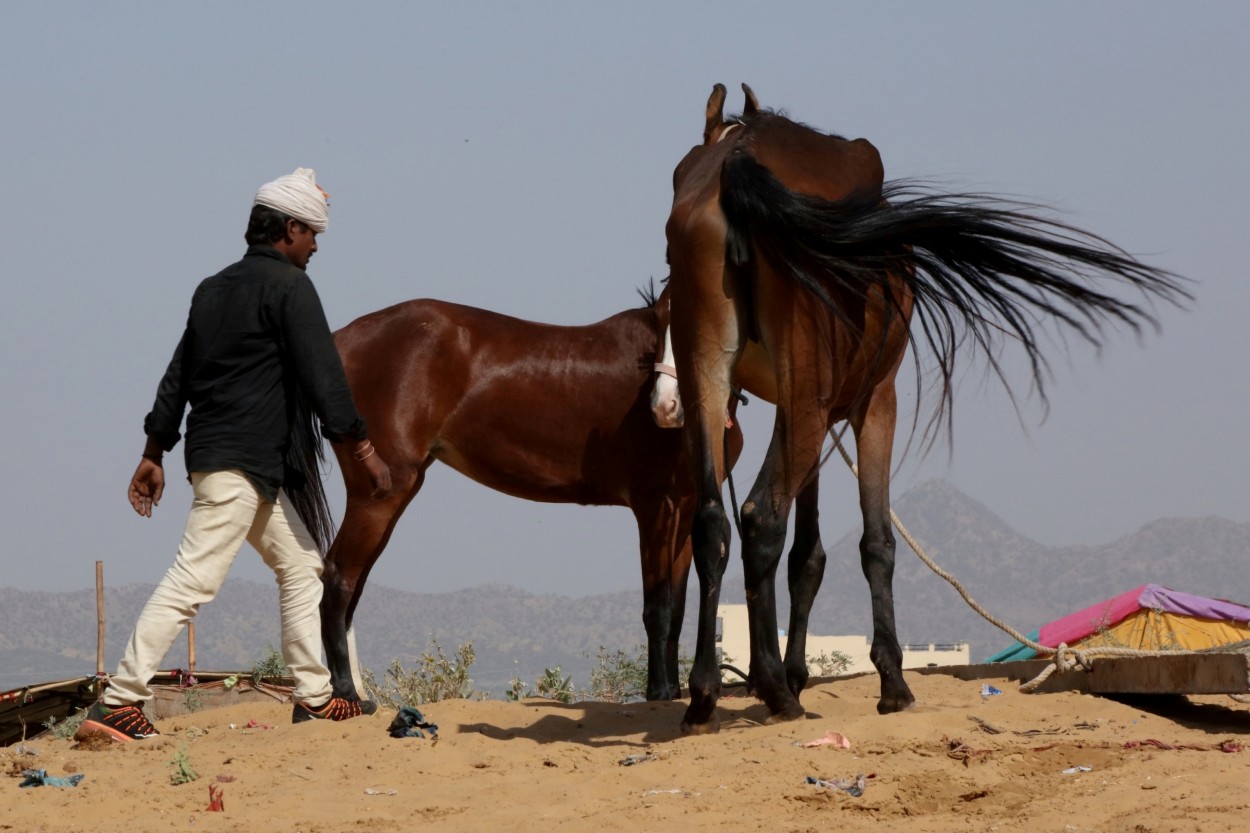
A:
253;167;330;233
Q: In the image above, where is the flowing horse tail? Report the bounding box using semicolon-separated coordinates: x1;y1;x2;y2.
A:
284;392;336;555
718;149;1192;439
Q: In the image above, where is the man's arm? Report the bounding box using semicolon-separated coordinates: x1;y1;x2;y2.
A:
131;332;188;517
282;277;391;497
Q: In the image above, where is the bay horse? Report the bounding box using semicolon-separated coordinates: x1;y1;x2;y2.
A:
307;290;748;703
663;83;1190;734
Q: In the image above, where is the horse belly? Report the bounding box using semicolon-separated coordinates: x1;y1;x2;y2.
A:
433;407;630;507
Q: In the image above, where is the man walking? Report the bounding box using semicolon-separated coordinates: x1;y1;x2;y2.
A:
79;168;391;742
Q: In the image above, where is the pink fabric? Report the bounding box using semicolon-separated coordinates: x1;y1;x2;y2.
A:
1037;585;1147;648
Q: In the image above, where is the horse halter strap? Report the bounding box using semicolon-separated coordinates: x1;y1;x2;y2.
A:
654;363;677;379
717;121;745;143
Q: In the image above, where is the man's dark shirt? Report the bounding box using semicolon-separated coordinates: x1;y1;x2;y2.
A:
144;245;366;501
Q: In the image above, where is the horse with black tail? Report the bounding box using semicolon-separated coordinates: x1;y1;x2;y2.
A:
662;83;1191;734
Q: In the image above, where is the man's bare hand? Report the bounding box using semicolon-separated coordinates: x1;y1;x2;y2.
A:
363;452;392;499
129;457;165;517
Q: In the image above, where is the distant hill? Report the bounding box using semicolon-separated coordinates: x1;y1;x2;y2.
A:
0;580;650;695
719;480;1250;662
3;480;1249;693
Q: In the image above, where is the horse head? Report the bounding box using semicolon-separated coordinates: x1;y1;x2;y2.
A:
673;83;760;199
649;284;684;428
701;83;759;144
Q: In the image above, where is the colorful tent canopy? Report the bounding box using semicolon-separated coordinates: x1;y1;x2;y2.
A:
985;584;1250;662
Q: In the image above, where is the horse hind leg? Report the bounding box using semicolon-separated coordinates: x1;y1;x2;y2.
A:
853;388;915;714
634;496;693;701
321;463;425;700
738;421;826;724
782;473;826;699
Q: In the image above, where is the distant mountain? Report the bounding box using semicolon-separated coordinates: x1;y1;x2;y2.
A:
0;579;651;696
718;480;1250;661
3;480;1248;693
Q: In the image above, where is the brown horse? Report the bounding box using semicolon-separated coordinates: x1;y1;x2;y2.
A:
309;291;745;702
663;83;1190;734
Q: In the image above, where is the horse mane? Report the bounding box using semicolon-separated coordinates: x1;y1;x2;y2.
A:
733;107;851;143
636;276;663;309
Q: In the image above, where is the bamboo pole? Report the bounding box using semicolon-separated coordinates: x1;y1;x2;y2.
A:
188;622;196;676
95;561;105;676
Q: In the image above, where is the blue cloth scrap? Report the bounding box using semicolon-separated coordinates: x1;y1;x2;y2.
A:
20;769;85;788
387;705;439;740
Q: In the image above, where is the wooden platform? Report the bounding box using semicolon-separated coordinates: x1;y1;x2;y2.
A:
1;670;294;747
914;652;1250;696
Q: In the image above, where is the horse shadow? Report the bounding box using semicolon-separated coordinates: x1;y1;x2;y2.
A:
457;695;826;747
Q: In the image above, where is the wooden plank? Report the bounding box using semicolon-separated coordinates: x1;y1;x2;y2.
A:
915;653;1250;696
1088;653;1250;695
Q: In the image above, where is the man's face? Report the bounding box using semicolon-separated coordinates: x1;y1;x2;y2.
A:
283;219;318;270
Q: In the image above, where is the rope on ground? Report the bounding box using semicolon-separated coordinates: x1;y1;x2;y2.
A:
828;431;1182;693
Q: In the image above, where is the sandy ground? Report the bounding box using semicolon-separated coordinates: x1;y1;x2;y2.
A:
4;670;1250;833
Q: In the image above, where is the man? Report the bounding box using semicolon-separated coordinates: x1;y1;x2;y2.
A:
77;168;391;743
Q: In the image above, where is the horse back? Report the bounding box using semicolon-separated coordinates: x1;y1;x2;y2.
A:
334;298;691;506
744;114;884;203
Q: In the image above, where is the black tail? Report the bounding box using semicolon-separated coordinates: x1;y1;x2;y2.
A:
719;151;1192;443
285;392;336;555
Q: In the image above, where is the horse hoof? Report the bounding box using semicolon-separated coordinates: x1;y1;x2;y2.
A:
764;703;806;725
876;694;916;715
681;716;721;736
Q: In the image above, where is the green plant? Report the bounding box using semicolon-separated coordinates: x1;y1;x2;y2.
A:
362;640;476;708
807;649;851;677
588;647;648;704
182;687;205;713
41;709;87;741
533;666;574;703
504;676;529;701
169;747;198;785
250;645;289;684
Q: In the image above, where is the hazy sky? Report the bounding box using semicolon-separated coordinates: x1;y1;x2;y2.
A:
2;3;1246;601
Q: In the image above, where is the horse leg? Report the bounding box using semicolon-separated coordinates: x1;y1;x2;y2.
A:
321;465;423;700
633;496;692;701
853;385;915;714
682;446;733;734
672;351;737;733
782;473;826;698
738;410;825;724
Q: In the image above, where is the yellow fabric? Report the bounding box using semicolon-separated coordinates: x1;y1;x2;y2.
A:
1078;610;1250;652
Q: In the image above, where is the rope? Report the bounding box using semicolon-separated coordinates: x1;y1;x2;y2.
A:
826;431;1182;693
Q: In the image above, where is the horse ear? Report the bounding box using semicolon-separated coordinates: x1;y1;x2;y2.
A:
703;83;727;144
741;83;759;116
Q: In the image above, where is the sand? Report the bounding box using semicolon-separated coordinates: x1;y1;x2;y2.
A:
4;671;1249;833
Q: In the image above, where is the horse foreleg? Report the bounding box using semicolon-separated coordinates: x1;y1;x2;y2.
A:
853;389;915;714
782;473;826;698
634;497;692;701
683;475;731;734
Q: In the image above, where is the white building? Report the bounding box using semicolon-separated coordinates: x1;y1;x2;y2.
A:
715;603;969;679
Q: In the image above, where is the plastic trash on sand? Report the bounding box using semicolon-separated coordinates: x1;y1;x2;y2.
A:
388;705;439;740
20;769;85;788
805;774;866;797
